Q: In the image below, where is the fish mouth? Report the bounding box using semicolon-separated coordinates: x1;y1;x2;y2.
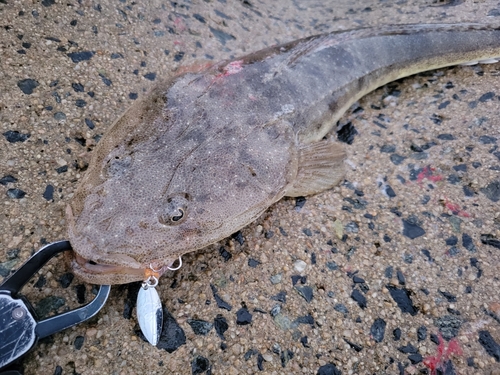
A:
66;203;153;284
69;252;178;285
74;253;145;277
66;203;177;284
69;252;150;285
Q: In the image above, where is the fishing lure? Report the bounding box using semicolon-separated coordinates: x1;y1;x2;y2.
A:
136;258;182;345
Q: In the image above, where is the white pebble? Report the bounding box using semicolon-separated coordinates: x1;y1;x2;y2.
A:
262;354;273;362
294;260;307;273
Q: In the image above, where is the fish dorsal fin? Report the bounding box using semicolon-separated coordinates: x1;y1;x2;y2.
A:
284;138;346;197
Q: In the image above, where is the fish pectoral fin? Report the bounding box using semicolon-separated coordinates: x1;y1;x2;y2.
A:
284;138;346;197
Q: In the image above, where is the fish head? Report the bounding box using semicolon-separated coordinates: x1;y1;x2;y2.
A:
67;78;297;285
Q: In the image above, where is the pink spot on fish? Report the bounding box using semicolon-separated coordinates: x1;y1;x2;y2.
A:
423;333;463;375
224;60;244;75
215;60;244;79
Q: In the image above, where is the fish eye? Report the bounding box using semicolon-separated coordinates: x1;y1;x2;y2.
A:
159;193;189;225
171;208;184;222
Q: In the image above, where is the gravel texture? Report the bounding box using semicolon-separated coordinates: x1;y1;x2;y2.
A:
1;0;500;374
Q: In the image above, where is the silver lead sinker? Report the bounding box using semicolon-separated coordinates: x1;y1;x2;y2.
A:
64;23;500;285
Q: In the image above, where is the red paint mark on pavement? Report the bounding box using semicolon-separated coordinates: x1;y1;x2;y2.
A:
443;199;471;218
424;334;463;375
417;165;443;184
173;17;186;32
342;265;354;274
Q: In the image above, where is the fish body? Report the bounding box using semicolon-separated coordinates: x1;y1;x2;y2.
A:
67;23;500;284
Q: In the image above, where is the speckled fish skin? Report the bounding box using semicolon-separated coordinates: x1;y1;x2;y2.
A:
67;23;500;285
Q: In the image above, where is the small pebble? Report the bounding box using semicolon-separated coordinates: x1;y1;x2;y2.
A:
191;356;210;375
393;328;402;341
270;274;282;284
74;336;84;350
7;188;26;199
236;307;252;325
214;314;228;340
294;285;313;302
293;260;307;273
351;289;367;309
370;318;386;343
17;78;39;94
187;319;213;335
156;308;186;353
